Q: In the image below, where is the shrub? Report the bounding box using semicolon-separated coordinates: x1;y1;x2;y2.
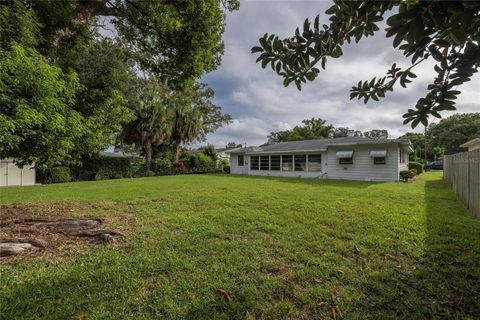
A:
223;165;230;174
51;167;71;183
400;170;415;182
174;161;187;174
410;168;417;176
408;161;423;174
72;156;132;181
186;153;216;173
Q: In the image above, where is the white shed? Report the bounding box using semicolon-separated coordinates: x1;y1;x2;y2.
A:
0;159;36;187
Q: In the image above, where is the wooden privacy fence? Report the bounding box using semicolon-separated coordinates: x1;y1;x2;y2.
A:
444;149;480;218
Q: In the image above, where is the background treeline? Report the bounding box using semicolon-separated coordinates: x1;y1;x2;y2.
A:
267;113;480;162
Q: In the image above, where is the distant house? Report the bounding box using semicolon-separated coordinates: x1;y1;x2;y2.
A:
0;159;36;187
459;138;480;152
228;137;412;182
217;147;243;162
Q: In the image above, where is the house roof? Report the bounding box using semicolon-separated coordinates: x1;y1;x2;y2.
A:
229;137;412;154
459;138;480;148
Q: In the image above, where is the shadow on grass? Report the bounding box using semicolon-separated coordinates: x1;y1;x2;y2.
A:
350;177;480;319
208;173;382;189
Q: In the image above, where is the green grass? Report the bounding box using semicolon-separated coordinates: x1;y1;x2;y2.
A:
1;172;479;319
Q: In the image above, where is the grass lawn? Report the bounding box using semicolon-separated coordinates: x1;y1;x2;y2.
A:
1;172;479;319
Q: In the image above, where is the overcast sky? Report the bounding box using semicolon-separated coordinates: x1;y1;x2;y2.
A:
199;0;479;148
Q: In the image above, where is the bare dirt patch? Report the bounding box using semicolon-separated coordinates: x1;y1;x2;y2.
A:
0;202;129;261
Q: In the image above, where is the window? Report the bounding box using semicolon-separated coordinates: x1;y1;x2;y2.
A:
238;155;244;166
281;155;293;171
250;156;259;170
294;155;306;171
339;157;353;165
374;157;386;164
270;155;280;171
400;150;407;163
308;154;322;172
260;156;269;170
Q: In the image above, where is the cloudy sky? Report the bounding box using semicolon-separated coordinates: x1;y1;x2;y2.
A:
199;0;479;148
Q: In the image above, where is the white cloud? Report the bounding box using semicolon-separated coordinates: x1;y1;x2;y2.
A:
201;1;480;147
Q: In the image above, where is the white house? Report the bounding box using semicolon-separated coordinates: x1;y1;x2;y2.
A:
0;159;36;187
227;137;412;182
459;138;480;152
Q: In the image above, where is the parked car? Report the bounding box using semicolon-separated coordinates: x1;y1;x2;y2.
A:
425;160;443;170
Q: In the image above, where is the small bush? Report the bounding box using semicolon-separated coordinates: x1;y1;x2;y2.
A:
400;170;415;182
410;168;417;176
223;165;230;174
408;161;423;174
174;161;187;174
51;167;71;183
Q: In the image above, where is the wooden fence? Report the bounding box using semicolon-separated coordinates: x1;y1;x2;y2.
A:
444;149;480;218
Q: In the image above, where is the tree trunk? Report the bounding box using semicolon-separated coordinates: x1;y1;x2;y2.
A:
173;140;181;164
144;142;152;173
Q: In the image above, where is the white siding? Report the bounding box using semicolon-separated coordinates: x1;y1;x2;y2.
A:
326;144;400;182
398;149;409;173
230;154;248;175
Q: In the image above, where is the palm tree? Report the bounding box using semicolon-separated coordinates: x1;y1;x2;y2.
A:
170;92;203;164
122;87;171;173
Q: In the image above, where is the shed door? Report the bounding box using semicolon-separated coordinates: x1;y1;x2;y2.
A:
0;162;7;187
7;162;22;186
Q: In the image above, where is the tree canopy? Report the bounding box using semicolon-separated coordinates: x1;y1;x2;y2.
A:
266;118;389;144
428;113;480;154
252;1;480;128
0;0;235;169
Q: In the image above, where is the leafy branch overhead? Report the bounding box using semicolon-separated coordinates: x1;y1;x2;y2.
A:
252;1;480;128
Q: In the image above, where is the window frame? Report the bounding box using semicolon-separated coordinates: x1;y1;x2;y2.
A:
339;157;353;165
237;155;244;166
281;155;293;171
250;156;259;170
294;154;307;172
260;155;270;171
270;155;281;171
307;154;322;172
374;157;386;165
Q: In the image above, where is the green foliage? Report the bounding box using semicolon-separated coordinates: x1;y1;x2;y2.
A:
65;39;135;159
333;127;362;138
51;166;71;183
71;156;132;181
267;118;334;144
428;113;480;154
252;1;480;128
186;153;216;173
0;44;83;168
0;0;39;48
363;129;388;139
409;162;424;175
225;142;243;149
400;169;415;181
199;144;219;161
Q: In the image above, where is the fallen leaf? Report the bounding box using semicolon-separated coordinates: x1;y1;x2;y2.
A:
216;288;231;301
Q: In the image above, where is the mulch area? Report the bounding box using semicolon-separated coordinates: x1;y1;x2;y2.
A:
0;202;132;262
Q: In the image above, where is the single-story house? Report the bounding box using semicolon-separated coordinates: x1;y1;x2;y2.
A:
228;137;413;182
459;138;480;152
0;159;36;187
